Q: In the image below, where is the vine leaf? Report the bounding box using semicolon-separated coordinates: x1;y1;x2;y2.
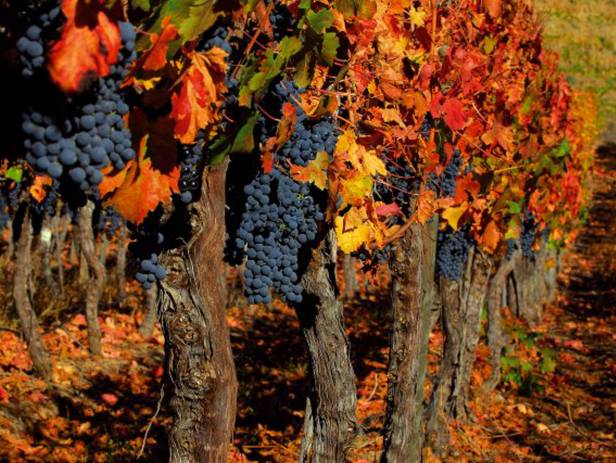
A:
480;220;501;252
171;47;228;144
100;136;180;225
141;18;179;71
48;0;121;93
290;151;329;190
430;93;467;131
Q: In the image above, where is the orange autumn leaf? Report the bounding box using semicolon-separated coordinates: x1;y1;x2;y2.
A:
416;188;437;224
141;18;179;71
48;0;121;93
29;175;53;203
480;220;501;253
171;48;228;144
290;151;330;190
100;136;179;224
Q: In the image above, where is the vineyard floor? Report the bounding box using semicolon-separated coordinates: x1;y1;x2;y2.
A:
0;146;615;462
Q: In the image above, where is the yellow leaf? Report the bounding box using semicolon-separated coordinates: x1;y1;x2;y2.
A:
290;151;329;190
441;203;468;230
409;7;427;27
340;174;373;207
335;206;372;253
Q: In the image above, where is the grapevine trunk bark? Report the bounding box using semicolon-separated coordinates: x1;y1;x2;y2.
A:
484;251;520;392
116;220;127;301
342;253;359;298
296;230;358;463
381;218;438;462
158;162;237;463
13;206;52;379
139;284;158;338
426;248;492;454
77;201;104;356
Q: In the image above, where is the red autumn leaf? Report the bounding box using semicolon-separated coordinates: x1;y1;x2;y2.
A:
48;0;121;93
141;18;179;71
480;220;501;253
101;393;118;406
430;93;467;131
171;48;228;144
442;98;466;131
375;202;402;217
485;0;502;18
0;386;8;404
100;136;180;225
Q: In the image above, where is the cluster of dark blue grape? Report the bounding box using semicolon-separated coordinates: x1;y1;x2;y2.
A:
420;113;432;140
520;212;537;260
16;3;62;78
178;132;205;204
236;168;323;304
136;253;166;290
232;80;335;304
376;153;419;217
198;26;232;54
96;206;123;237
32;180;58;217
21;21;136;193
428;149;462;198
0;191;9;230
506;238;518;260
268;1;294;41
436;227;474;281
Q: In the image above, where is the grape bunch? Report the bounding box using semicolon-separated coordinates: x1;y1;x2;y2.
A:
96;206;123;237
428;149;462;198
16;3;63;78
506;238;518;260
136;253;167;290
236;169;323;304
198;25;232;54
436;226;473;281
232;80;336;304
376;152;420;218
0;191;9;230
21;21;136;193
520;212;537;260
32;180;59;217
420;113;432;140
268;1;295;41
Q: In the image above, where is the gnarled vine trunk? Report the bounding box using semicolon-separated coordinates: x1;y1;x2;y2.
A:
13;206;52;379
342;253;359;298
158;162;237;463
296;230;358;463
426;248;492;454
381;218;438;462
484;251;521;392
139;284;158;338
77;201;104;356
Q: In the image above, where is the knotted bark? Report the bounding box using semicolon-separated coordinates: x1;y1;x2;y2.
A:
158;162;238;463
484;251;521;392
381;218;438;462
13;206;52;379
426;248;492;454
77;201;104;356
296;230;358;463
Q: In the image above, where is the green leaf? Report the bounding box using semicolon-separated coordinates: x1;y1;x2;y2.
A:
278;36;303;60
5;167;23;182
230;113;259;154
140;0;220;52
555;139;571;158
334;0;376;19
507;200;522;215
307;9;334;34
321;32;339;65
131;0;151;12
295;51;314;88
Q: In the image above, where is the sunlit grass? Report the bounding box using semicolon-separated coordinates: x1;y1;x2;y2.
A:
533;0;616;133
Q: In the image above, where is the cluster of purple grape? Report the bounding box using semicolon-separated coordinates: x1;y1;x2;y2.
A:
427;149;462;198
21;21;136;193
436;226;474;281
520;211;538;260
96;206;123;237
231;80;335;304
268;0;295;41
16;2;62;78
